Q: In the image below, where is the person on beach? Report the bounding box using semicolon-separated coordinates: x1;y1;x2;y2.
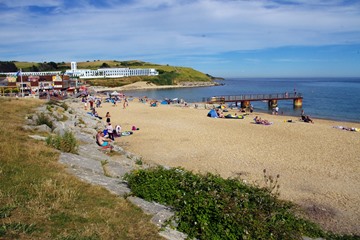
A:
106;112;111;124
83;97;88;110
96;98;102;108
254;116;271;125
89;98;94;110
254;116;262;124
216;108;224;118
301;110;306;121
96;131;113;148
107;122;115;140
304;115;314;124
112;98;117;107
123;97;128;109
91;108;102;120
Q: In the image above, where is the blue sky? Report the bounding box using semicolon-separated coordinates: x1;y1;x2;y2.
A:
0;0;359;78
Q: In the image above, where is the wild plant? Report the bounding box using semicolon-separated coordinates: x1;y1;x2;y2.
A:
46;131;78;153
36;112;53;130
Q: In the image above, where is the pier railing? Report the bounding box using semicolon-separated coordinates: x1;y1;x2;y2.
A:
204;92;302;103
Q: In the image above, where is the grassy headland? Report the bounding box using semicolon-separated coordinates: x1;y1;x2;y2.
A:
11;60;214;87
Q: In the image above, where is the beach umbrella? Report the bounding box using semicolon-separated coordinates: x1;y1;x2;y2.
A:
111;91;120;96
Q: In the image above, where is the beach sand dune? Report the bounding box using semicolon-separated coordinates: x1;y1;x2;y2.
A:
96;99;360;235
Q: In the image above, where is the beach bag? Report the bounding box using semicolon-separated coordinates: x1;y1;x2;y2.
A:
115;125;122;135
132;125;139;131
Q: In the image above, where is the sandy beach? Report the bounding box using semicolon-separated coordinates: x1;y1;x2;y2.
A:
93;80;219;92
94;92;360;235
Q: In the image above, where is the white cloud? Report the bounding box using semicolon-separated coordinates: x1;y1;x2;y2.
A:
0;0;359;63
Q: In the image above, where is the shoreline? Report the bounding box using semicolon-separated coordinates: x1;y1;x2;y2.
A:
93;81;220;92
91;81;359;124
93;98;360;235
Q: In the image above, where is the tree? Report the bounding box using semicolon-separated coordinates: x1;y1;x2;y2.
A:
100;63;110;68
0;61;17;72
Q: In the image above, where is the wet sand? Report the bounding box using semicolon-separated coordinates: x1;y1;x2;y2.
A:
95;96;360;235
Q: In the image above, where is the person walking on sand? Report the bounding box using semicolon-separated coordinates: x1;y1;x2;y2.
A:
84;98;88;110
123;97;128;109
106;112;111;124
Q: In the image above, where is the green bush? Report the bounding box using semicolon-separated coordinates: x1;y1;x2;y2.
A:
46;131;78;153
125;167;330;240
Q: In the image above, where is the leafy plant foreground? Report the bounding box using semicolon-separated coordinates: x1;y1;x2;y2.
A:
125;166;358;240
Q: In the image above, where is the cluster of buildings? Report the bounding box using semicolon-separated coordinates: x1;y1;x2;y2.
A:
0;62;159;97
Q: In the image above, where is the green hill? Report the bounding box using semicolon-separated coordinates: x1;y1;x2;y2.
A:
10;60;214;87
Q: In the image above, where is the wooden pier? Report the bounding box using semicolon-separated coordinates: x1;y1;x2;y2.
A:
204;92;303;108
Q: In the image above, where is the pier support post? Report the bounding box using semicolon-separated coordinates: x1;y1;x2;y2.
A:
293;98;302;107
268;100;278;108
241;101;250;108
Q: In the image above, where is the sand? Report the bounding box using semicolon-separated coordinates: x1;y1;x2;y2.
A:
94;94;360;235
94;81;218;92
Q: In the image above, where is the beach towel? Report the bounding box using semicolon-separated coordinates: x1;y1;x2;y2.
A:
225;114;244;119
121;131;133;136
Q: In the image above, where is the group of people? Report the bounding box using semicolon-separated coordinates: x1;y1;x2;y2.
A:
96;111;123;148
107;96;129;109
82;96;102;110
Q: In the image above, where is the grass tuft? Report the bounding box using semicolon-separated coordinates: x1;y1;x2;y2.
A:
46;131;78;153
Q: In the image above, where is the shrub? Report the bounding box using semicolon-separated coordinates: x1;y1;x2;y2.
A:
46;131;78;153
124;167;328;240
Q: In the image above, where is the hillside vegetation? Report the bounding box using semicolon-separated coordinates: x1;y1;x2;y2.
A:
0;98;162;239
8;60;213;87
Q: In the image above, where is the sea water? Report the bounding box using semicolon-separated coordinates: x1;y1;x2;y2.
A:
122;78;360;123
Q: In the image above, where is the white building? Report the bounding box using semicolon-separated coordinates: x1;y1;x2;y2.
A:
65;61;158;79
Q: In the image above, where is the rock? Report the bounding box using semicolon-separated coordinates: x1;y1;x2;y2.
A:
52;110;64;120
25;118;36;125
159;227;188;240
31;114;39;124
22;125;35;131
28;135;47;141
59;152;104;174
81;127;98;136
53;121;66;136
34;124;52;133
105;160;134;178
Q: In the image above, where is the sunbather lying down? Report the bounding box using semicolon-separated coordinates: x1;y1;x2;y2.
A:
333;126;359;132
254;116;272;125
